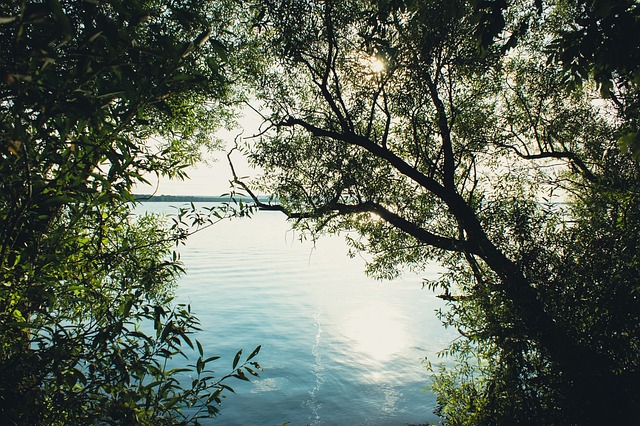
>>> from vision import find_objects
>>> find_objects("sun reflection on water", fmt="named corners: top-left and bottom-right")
top-left (342, 301), bottom-right (409, 364)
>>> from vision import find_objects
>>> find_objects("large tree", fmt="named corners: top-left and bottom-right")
top-left (0, 1), bottom-right (260, 424)
top-left (236, 0), bottom-right (639, 423)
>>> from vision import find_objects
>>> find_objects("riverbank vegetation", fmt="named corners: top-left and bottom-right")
top-left (0, 1), bottom-right (260, 424)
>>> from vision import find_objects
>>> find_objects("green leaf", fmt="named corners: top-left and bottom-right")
top-left (244, 366), bottom-right (259, 377)
top-left (180, 331), bottom-right (194, 349)
top-left (160, 321), bottom-right (173, 341)
top-left (232, 349), bottom-right (242, 369)
top-left (219, 383), bottom-right (236, 394)
top-left (209, 39), bottom-right (228, 62)
top-left (247, 345), bottom-right (261, 361)
top-left (234, 370), bottom-right (250, 381)
top-left (619, 132), bottom-right (640, 159)
top-left (48, 0), bottom-right (72, 36)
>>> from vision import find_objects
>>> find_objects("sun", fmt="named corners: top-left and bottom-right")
top-left (368, 56), bottom-right (385, 73)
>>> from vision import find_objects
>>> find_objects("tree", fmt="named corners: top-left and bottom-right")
top-left (0, 1), bottom-right (260, 424)
top-left (236, 0), bottom-right (639, 423)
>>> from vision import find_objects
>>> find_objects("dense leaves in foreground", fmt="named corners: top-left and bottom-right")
top-left (236, 0), bottom-right (640, 423)
top-left (0, 0), bottom-right (259, 424)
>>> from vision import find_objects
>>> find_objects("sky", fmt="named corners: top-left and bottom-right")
top-left (133, 108), bottom-right (263, 196)
top-left (133, 145), bottom-right (256, 196)
top-left (134, 57), bottom-right (389, 197)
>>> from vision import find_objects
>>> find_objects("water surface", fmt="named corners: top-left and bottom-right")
top-left (143, 203), bottom-right (455, 425)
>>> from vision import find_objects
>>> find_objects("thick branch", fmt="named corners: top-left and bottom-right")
top-left (228, 144), bottom-right (470, 253)
top-left (237, 188), bottom-right (473, 254)
top-left (282, 117), bottom-right (450, 198)
top-left (497, 142), bottom-right (598, 182)
top-left (425, 72), bottom-right (455, 189)
top-left (366, 201), bottom-right (473, 253)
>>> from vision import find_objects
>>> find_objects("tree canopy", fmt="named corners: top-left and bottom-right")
top-left (235, 0), bottom-right (640, 423)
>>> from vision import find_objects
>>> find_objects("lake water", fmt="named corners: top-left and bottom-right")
top-left (142, 203), bottom-right (456, 425)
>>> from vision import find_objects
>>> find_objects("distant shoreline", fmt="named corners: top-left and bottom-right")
top-left (133, 194), bottom-right (273, 203)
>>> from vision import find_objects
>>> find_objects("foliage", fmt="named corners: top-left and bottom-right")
top-left (238, 0), bottom-right (640, 424)
top-left (472, 0), bottom-right (640, 158)
top-left (0, 0), bottom-right (260, 424)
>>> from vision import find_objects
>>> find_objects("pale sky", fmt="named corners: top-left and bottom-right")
top-left (133, 108), bottom-right (263, 196)
top-left (134, 146), bottom-right (256, 196)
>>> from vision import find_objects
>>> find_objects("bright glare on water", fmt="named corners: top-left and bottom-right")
top-left (140, 203), bottom-right (457, 425)
top-left (343, 302), bottom-right (410, 362)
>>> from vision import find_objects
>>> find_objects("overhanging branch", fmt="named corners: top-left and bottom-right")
top-left (227, 147), bottom-right (473, 254)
